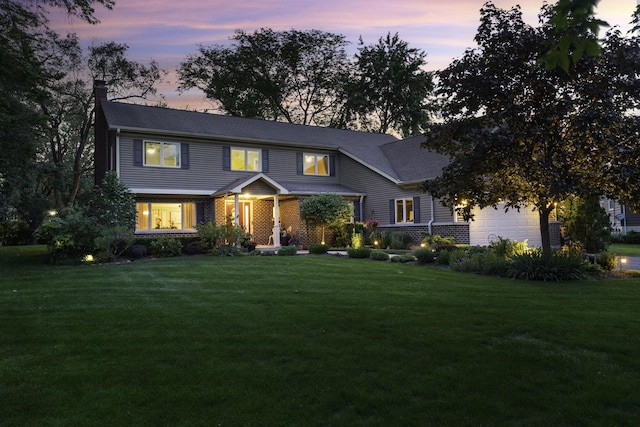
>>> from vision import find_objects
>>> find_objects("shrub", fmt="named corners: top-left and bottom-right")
top-left (196, 221), bottom-right (228, 253)
top-left (347, 247), bottom-right (372, 258)
top-left (308, 243), bottom-right (330, 254)
top-left (506, 250), bottom-right (588, 281)
top-left (390, 254), bottom-right (416, 263)
top-left (413, 247), bottom-right (436, 264)
top-left (149, 237), bottom-right (183, 257)
top-left (36, 206), bottom-right (100, 264)
top-left (94, 226), bottom-right (135, 262)
top-left (622, 230), bottom-right (640, 244)
top-left (595, 251), bottom-right (616, 271)
top-left (452, 251), bottom-right (508, 276)
top-left (420, 233), bottom-right (455, 246)
top-left (277, 245), bottom-right (297, 256)
top-left (370, 250), bottom-right (390, 261)
top-left (385, 231), bottom-right (412, 250)
top-left (489, 236), bottom-right (529, 259)
top-left (433, 243), bottom-right (458, 253)
top-left (351, 232), bottom-right (364, 249)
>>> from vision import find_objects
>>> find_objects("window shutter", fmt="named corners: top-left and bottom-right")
top-left (413, 196), bottom-right (420, 223)
top-left (353, 200), bottom-right (361, 222)
top-left (329, 155), bottom-right (336, 176)
top-left (181, 143), bottom-right (189, 169)
top-left (133, 139), bottom-right (143, 166)
top-left (262, 149), bottom-right (269, 172)
top-left (196, 202), bottom-right (205, 224)
top-left (389, 199), bottom-right (395, 224)
top-left (223, 146), bottom-right (230, 171)
top-left (296, 153), bottom-right (303, 175)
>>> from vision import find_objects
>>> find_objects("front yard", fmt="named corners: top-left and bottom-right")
top-left (2, 245), bottom-right (640, 426)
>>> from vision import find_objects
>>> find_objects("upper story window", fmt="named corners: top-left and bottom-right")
top-left (145, 141), bottom-right (180, 167)
top-left (231, 148), bottom-right (261, 171)
top-left (304, 153), bottom-right (330, 176)
top-left (395, 198), bottom-right (414, 223)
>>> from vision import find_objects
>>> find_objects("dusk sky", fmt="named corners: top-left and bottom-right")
top-left (49, 0), bottom-right (639, 110)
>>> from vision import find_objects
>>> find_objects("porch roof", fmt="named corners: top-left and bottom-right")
top-left (211, 174), bottom-right (363, 198)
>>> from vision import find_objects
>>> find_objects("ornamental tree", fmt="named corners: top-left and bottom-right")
top-left (300, 194), bottom-right (353, 244)
top-left (422, 2), bottom-right (640, 256)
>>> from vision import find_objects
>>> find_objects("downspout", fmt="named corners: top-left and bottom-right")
top-left (359, 195), bottom-right (364, 222)
top-left (115, 128), bottom-right (121, 177)
top-left (428, 195), bottom-right (435, 235)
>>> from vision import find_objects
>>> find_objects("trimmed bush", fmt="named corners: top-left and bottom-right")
top-left (308, 243), bottom-right (330, 254)
top-left (390, 254), bottom-right (416, 263)
top-left (387, 231), bottom-right (413, 249)
top-left (413, 247), bottom-right (436, 264)
top-left (149, 237), bottom-right (183, 257)
top-left (506, 250), bottom-right (588, 281)
top-left (595, 251), bottom-right (616, 271)
top-left (370, 250), bottom-right (390, 261)
top-left (347, 247), bottom-right (372, 259)
top-left (277, 245), bottom-right (297, 256)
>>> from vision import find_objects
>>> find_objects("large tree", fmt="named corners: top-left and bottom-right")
top-left (422, 2), bottom-right (640, 255)
top-left (0, 0), bottom-right (113, 236)
top-left (178, 28), bottom-right (352, 126)
top-left (344, 32), bottom-right (433, 137)
top-left (41, 41), bottom-right (163, 209)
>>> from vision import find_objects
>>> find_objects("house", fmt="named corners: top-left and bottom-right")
top-left (93, 80), bottom-right (559, 248)
top-left (600, 199), bottom-right (640, 235)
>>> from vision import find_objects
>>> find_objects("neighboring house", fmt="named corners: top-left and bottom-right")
top-left (94, 81), bottom-right (559, 248)
top-left (600, 199), bottom-right (640, 235)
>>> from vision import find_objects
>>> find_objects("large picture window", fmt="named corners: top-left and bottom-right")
top-left (144, 141), bottom-right (180, 167)
top-left (304, 154), bottom-right (329, 175)
top-left (231, 148), bottom-right (261, 171)
top-left (136, 202), bottom-right (195, 231)
top-left (395, 198), bottom-right (414, 223)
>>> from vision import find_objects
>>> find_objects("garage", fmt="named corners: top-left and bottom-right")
top-left (469, 204), bottom-right (542, 247)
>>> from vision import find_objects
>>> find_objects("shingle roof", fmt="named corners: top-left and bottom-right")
top-left (101, 100), bottom-right (445, 183)
top-left (380, 135), bottom-right (450, 183)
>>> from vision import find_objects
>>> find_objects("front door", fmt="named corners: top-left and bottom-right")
top-left (226, 200), bottom-right (253, 234)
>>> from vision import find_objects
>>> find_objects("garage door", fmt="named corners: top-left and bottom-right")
top-left (469, 204), bottom-right (542, 247)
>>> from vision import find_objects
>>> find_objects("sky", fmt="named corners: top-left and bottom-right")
top-left (49, 0), bottom-right (639, 110)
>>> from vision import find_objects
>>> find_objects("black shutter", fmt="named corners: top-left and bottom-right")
top-left (329, 155), bottom-right (336, 176)
top-left (181, 143), bottom-right (189, 169)
top-left (353, 200), bottom-right (361, 222)
top-left (196, 202), bottom-right (205, 224)
top-left (413, 196), bottom-right (420, 223)
top-left (133, 139), bottom-right (143, 166)
top-left (296, 153), bottom-right (303, 175)
top-left (223, 146), bottom-right (230, 171)
top-left (389, 199), bottom-right (395, 224)
top-left (262, 149), bottom-right (269, 172)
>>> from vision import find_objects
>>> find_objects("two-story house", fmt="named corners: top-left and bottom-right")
top-left (94, 80), bottom-right (558, 248)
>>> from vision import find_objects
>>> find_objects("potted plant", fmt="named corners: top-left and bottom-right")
top-left (240, 233), bottom-right (256, 252)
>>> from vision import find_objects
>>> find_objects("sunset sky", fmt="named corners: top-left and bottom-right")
top-left (49, 0), bottom-right (639, 110)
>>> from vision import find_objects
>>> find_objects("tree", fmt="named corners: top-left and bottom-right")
top-left (300, 194), bottom-right (353, 244)
top-left (41, 41), bottom-right (163, 209)
top-left (178, 28), bottom-right (352, 126)
top-left (559, 196), bottom-right (611, 253)
top-left (0, 0), bottom-right (113, 238)
top-left (344, 32), bottom-right (434, 137)
top-left (422, 2), bottom-right (640, 256)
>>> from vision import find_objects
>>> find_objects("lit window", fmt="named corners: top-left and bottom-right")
top-left (304, 154), bottom-right (329, 176)
top-left (136, 202), bottom-right (195, 231)
top-left (395, 199), bottom-right (414, 223)
top-left (144, 141), bottom-right (180, 167)
top-left (231, 148), bottom-right (261, 171)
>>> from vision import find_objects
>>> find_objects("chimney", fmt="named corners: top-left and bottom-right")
top-left (93, 80), bottom-right (108, 186)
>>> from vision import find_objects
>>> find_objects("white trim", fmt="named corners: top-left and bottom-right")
top-left (225, 173), bottom-right (289, 195)
top-left (129, 188), bottom-right (215, 196)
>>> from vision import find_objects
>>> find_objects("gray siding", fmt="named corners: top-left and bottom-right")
top-left (118, 133), bottom-right (340, 192)
top-left (339, 156), bottom-right (433, 227)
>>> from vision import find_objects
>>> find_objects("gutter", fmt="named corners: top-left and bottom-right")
top-left (428, 196), bottom-right (435, 235)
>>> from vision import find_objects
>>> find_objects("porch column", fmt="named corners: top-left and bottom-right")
top-left (234, 194), bottom-right (240, 226)
top-left (273, 194), bottom-right (281, 247)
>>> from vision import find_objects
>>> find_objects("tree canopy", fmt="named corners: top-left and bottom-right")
top-left (345, 32), bottom-right (433, 137)
top-left (422, 2), bottom-right (640, 255)
top-left (300, 194), bottom-right (353, 243)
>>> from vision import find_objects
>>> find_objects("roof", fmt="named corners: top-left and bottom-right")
top-left (101, 100), bottom-right (446, 184)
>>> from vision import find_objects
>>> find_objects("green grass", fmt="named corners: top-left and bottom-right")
top-left (2, 246), bottom-right (640, 426)
top-left (609, 243), bottom-right (640, 257)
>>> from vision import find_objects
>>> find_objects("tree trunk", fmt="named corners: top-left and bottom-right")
top-left (539, 207), bottom-right (552, 257)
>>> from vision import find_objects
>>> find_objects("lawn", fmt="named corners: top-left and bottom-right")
top-left (2, 246), bottom-right (640, 426)
top-left (609, 243), bottom-right (640, 257)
